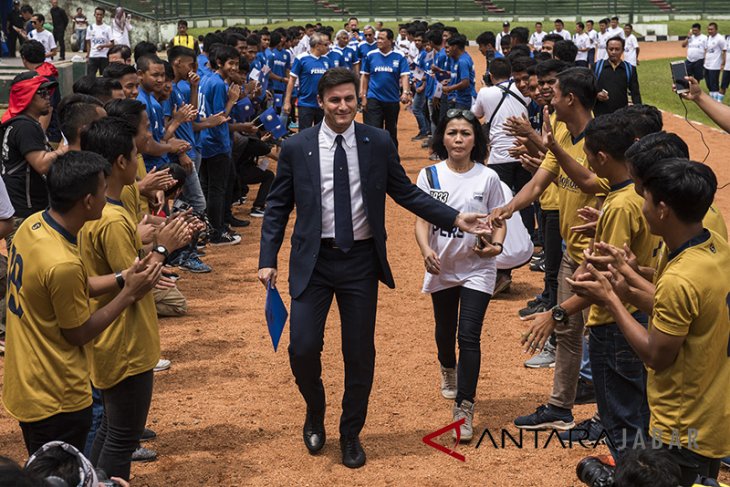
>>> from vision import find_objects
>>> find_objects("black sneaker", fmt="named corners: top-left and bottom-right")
top-left (575, 377), bottom-right (597, 405)
top-left (519, 299), bottom-right (548, 318)
top-left (514, 404), bottom-right (575, 430)
top-left (559, 417), bottom-right (605, 443)
top-left (531, 249), bottom-right (544, 261)
top-left (530, 258), bottom-right (546, 272)
top-left (210, 232), bottom-right (242, 246)
top-left (226, 216), bottom-right (250, 228)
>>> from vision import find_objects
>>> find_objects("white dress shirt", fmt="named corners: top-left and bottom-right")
top-left (318, 121), bottom-right (372, 241)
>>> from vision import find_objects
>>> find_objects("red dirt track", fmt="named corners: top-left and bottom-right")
top-left (0, 42), bottom-right (728, 485)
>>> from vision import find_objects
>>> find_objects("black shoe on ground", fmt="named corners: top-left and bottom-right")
top-left (340, 436), bottom-right (366, 469)
top-left (209, 231), bottom-right (241, 246)
top-left (303, 408), bottom-right (326, 454)
top-left (519, 299), bottom-right (548, 318)
top-left (411, 133), bottom-right (429, 141)
top-left (530, 258), bottom-right (546, 272)
top-left (141, 428), bottom-right (157, 442)
top-left (226, 216), bottom-right (250, 227)
top-left (575, 377), bottom-right (597, 405)
top-left (531, 249), bottom-right (544, 261)
top-left (131, 445), bottom-right (157, 462)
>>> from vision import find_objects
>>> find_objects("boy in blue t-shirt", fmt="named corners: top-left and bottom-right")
top-left (442, 35), bottom-right (475, 111)
top-left (198, 45), bottom-right (241, 245)
top-left (411, 32), bottom-right (432, 140)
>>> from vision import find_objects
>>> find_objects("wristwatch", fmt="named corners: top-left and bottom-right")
top-left (114, 271), bottom-right (125, 289)
top-left (551, 305), bottom-right (569, 324)
top-left (152, 245), bottom-right (169, 259)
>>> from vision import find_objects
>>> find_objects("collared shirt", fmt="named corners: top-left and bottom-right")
top-left (290, 53), bottom-right (331, 108)
top-left (686, 34), bottom-right (708, 62)
top-left (704, 34), bottom-right (726, 70)
top-left (361, 48), bottom-right (410, 103)
top-left (318, 121), bottom-right (371, 241)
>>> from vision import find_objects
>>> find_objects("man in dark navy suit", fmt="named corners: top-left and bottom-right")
top-left (258, 68), bottom-right (486, 468)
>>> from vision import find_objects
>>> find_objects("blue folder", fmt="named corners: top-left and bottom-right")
top-left (265, 282), bottom-right (288, 351)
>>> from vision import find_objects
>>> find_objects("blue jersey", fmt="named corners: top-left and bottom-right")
top-left (266, 48), bottom-right (291, 93)
top-left (418, 49), bottom-right (436, 98)
top-left (356, 41), bottom-right (377, 62)
top-left (198, 73), bottom-right (231, 158)
top-left (290, 53), bottom-right (331, 108)
top-left (168, 81), bottom-right (198, 160)
top-left (330, 46), bottom-right (357, 69)
top-left (447, 52), bottom-right (476, 106)
top-left (348, 32), bottom-right (362, 51)
top-left (136, 87), bottom-right (169, 170)
top-left (197, 53), bottom-right (213, 79)
top-left (361, 49), bottom-right (410, 103)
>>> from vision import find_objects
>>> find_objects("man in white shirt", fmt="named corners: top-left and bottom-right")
top-left (703, 22), bottom-right (726, 102)
top-left (586, 20), bottom-right (598, 66)
top-left (596, 18), bottom-right (610, 61)
top-left (682, 22), bottom-right (707, 82)
top-left (85, 7), bottom-right (114, 76)
top-left (722, 35), bottom-right (730, 100)
top-left (573, 22), bottom-right (591, 67)
top-left (551, 19), bottom-right (571, 41)
top-left (496, 21), bottom-right (510, 54)
top-left (27, 14), bottom-right (57, 62)
top-left (623, 23), bottom-right (640, 67)
top-left (607, 16), bottom-right (625, 40)
top-left (530, 22), bottom-right (547, 52)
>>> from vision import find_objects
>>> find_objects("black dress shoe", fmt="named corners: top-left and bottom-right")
top-left (303, 408), bottom-right (326, 454)
top-left (340, 436), bottom-right (366, 469)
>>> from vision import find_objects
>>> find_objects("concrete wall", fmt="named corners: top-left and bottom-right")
top-left (24, 0), bottom-right (160, 52)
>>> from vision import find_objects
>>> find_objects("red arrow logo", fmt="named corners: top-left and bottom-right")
top-left (422, 419), bottom-right (466, 462)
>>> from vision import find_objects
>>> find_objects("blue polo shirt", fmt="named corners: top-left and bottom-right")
top-left (167, 80), bottom-right (198, 161)
top-left (290, 53), bottom-right (331, 108)
top-left (198, 72), bottom-right (231, 158)
top-left (136, 86), bottom-right (169, 170)
top-left (331, 46), bottom-right (357, 69)
top-left (361, 49), bottom-right (410, 103)
top-left (356, 41), bottom-right (377, 62)
top-left (447, 52), bottom-right (476, 107)
top-left (266, 48), bottom-right (291, 93)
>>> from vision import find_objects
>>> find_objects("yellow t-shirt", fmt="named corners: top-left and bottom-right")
top-left (649, 230), bottom-right (730, 458)
top-left (120, 182), bottom-right (144, 224)
top-left (538, 118), bottom-right (563, 211)
top-left (79, 199), bottom-right (160, 389)
top-left (173, 34), bottom-right (196, 50)
top-left (654, 204), bottom-right (728, 281)
top-left (587, 181), bottom-right (661, 326)
top-left (539, 128), bottom-right (609, 263)
top-left (2, 211), bottom-right (92, 422)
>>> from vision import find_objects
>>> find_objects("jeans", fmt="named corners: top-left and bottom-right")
top-left (549, 252), bottom-right (588, 410)
top-left (200, 152), bottom-right (232, 234)
top-left (20, 406), bottom-right (92, 455)
top-left (76, 28), bottom-right (87, 51)
top-left (589, 317), bottom-right (650, 461)
top-left (685, 58), bottom-right (705, 81)
top-left (428, 98), bottom-right (438, 136)
top-left (87, 57), bottom-right (108, 76)
top-left (431, 286), bottom-right (492, 405)
top-left (489, 162), bottom-right (536, 240)
top-left (363, 98), bottom-right (400, 147)
top-left (90, 370), bottom-right (154, 481)
top-left (541, 210), bottom-right (562, 308)
top-left (580, 335), bottom-right (592, 382)
top-left (298, 106), bottom-right (324, 130)
top-left (412, 91), bottom-right (430, 136)
top-left (84, 386), bottom-right (105, 457)
top-left (704, 69), bottom-right (721, 92)
top-left (179, 153), bottom-right (206, 213)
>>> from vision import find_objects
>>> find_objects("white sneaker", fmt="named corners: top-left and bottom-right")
top-left (440, 365), bottom-right (457, 400)
top-left (154, 359), bottom-right (171, 372)
top-left (452, 400), bottom-right (475, 442)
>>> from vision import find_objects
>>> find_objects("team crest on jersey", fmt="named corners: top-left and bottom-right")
top-left (710, 243), bottom-right (716, 253)
top-left (392, 60), bottom-right (400, 68)
top-left (430, 190), bottom-right (449, 203)
top-left (32, 222), bottom-right (41, 230)
top-left (472, 193), bottom-right (483, 201)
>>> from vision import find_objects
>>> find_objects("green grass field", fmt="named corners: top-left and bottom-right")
top-left (190, 19), bottom-right (729, 39)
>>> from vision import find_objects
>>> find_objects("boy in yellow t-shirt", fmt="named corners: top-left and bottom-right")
top-left (78, 117), bottom-right (190, 480)
top-left (570, 158), bottom-right (730, 487)
top-left (2, 151), bottom-right (160, 455)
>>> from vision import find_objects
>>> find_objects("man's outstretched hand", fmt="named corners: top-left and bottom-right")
top-left (454, 212), bottom-right (491, 235)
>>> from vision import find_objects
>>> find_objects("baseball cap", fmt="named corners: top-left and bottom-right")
top-left (503, 21), bottom-right (510, 26)
top-left (11, 71), bottom-right (58, 90)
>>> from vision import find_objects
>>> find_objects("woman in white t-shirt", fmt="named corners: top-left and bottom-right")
top-left (415, 109), bottom-right (506, 443)
top-left (111, 7), bottom-right (132, 47)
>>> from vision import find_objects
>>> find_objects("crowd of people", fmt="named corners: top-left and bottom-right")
top-left (0, 11), bottom-right (728, 487)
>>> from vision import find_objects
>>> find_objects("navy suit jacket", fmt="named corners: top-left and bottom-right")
top-left (258, 122), bottom-right (459, 299)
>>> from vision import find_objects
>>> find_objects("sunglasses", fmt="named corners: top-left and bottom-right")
top-left (364, 33), bottom-right (374, 37)
top-left (36, 88), bottom-right (50, 98)
top-left (446, 109), bottom-right (476, 121)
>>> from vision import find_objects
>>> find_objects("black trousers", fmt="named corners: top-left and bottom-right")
top-left (87, 57), bottom-right (108, 76)
top-left (289, 240), bottom-right (379, 439)
top-left (363, 98), bottom-right (400, 147)
top-left (239, 165), bottom-right (274, 208)
top-left (659, 443), bottom-right (722, 487)
top-left (490, 162), bottom-right (536, 238)
top-left (53, 30), bottom-right (66, 58)
top-left (90, 370), bottom-right (154, 481)
top-left (20, 406), bottom-right (92, 455)
top-left (542, 209), bottom-right (562, 307)
top-left (298, 106), bottom-right (324, 130)
top-left (8, 31), bottom-right (20, 57)
top-left (431, 286), bottom-right (492, 405)
top-left (200, 152), bottom-right (232, 234)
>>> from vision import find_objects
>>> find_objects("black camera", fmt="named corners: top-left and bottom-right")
top-left (577, 456), bottom-right (615, 487)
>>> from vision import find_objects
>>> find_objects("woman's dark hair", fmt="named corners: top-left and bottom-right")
top-left (432, 111), bottom-right (488, 164)
top-left (317, 67), bottom-right (359, 100)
